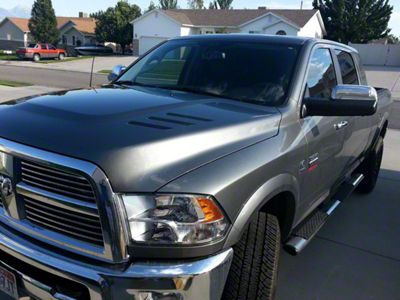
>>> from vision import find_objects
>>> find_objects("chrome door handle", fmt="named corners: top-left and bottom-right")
top-left (334, 121), bottom-right (348, 130)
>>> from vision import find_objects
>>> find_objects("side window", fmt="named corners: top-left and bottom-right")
top-left (306, 48), bottom-right (337, 99)
top-left (335, 50), bottom-right (359, 85)
top-left (40, 44), bottom-right (47, 49)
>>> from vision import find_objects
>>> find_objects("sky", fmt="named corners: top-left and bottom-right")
top-left (1, 0), bottom-right (400, 36)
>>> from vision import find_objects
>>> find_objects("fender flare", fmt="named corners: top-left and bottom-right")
top-left (224, 173), bottom-right (300, 248)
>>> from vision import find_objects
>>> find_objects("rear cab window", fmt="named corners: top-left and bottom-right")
top-left (335, 50), bottom-right (359, 85)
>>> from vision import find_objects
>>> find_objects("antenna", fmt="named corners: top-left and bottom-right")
top-left (300, 0), bottom-right (303, 9)
top-left (89, 56), bottom-right (95, 87)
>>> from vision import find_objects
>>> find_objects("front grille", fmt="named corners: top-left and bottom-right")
top-left (23, 196), bottom-right (104, 246)
top-left (20, 160), bottom-right (96, 203)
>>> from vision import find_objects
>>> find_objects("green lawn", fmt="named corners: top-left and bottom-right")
top-left (98, 69), bottom-right (112, 74)
top-left (0, 54), bottom-right (18, 61)
top-left (0, 80), bottom-right (33, 87)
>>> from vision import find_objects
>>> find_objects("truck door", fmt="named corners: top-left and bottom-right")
top-left (299, 47), bottom-right (349, 213)
top-left (334, 49), bottom-right (371, 170)
top-left (40, 43), bottom-right (49, 58)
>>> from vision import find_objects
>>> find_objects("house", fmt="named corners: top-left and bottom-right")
top-left (0, 13), bottom-right (96, 51)
top-left (131, 8), bottom-right (326, 55)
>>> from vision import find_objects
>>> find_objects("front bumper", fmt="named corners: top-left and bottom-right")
top-left (0, 225), bottom-right (233, 300)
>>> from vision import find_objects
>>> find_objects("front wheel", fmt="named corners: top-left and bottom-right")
top-left (222, 212), bottom-right (281, 300)
top-left (33, 53), bottom-right (40, 62)
top-left (58, 53), bottom-right (65, 60)
top-left (356, 136), bottom-right (384, 194)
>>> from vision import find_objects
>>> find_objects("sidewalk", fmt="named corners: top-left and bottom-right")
top-left (0, 85), bottom-right (61, 103)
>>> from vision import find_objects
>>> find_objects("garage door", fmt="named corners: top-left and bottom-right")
top-left (139, 36), bottom-right (167, 55)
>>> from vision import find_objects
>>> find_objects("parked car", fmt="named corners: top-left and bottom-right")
top-left (16, 43), bottom-right (66, 62)
top-left (0, 35), bottom-right (392, 300)
top-left (74, 44), bottom-right (114, 56)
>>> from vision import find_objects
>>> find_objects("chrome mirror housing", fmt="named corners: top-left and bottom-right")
top-left (108, 65), bottom-right (126, 82)
top-left (331, 84), bottom-right (378, 102)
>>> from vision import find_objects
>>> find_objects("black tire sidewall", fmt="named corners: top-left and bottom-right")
top-left (222, 212), bottom-right (281, 300)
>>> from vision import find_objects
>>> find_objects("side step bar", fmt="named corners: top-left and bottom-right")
top-left (284, 173), bottom-right (364, 255)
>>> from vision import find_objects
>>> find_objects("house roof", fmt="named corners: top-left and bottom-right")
top-left (57, 17), bottom-right (96, 35)
top-left (2, 16), bottom-right (96, 35)
top-left (6, 17), bottom-right (30, 32)
top-left (162, 9), bottom-right (318, 28)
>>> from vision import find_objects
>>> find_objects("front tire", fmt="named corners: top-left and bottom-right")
top-left (58, 53), bottom-right (65, 60)
top-left (222, 212), bottom-right (280, 300)
top-left (356, 136), bottom-right (384, 194)
top-left (33, 53), bottom-right (40, 62)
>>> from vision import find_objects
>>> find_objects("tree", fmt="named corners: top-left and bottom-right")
top-left (28, 0), bottom-right (59, 45)
top-left (387, 34), bottom-right (400, 44)
top-left (208, 0), bottom-right (233, 9)
top-left (159, 0), bottom-right (178, 9)
top-left (188, 0), bottom-right (204, 9)
top-left (146, 1), bottom-right (158, 12)
top-left (313, 0), bottom-right (393, 44)
top-left (92, 1), bottom-right (141, 54)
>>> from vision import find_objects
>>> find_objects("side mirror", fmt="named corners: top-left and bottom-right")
top-left (303, 85), bottom-right (378, 117)
top-left (108, 65), bottom-right (126, 82)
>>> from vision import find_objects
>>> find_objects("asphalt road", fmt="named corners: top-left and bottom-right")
top-left (0, 65), bottom-right (108, 89)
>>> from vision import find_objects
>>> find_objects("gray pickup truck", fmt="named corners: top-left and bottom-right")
top-left (0, 35), bottom-right (392, 300)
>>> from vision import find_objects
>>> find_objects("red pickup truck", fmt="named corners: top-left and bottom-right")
top-left (16, 43), bottom-right (66, 62)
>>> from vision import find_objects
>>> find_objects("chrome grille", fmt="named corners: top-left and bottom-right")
top-left (23, 196), bottom-right (104, 246)
top-left (21, 160), bottom-right (96, 203)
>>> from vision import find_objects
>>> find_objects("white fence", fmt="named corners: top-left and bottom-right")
top-left (349, 43), bottom-right (400, 67)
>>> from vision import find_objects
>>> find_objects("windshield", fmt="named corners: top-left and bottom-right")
top-left (118, 39), bottom-right (300, 106)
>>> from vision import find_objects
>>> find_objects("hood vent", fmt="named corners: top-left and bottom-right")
top-left (128, 121), bottom-right (171, 130)
top-left (166, 112), bottom-right (212, 122)
top-left (129, 112), bottom-right (213, 130)
top-left (148, 116), bottom-right (194, 126)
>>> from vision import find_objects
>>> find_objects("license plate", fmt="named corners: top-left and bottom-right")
top-left (0, 266), bottom-right (18, 299)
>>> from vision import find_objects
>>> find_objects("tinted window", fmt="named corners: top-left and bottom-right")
top-left (119, 40), bottom-right (300, 106)
top-left (306, 48), bottom-right (337, 99)
top-left (40, 44), bottom-right (47, 49)
top-left (335, 50), bottom-right (359, 85)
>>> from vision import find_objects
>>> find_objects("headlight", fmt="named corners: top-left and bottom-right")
top-left (122, 194), bottom-right (229, 245)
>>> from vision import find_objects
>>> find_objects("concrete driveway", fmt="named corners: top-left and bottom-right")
top-left (0, 55), bottom-right (136, 74)
top-left (365, 65), bottom-right (400, 99)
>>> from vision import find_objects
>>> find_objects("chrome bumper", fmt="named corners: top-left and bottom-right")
top-left (0, 225), bottom-right (233, 300)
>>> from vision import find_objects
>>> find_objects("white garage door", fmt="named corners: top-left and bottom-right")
top-left (139, 36), bottom-right (167, 55)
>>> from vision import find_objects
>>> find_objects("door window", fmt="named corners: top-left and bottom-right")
top-left (40, 44), bottom-right (47, 49)
top-left (335, 50), bottom-right (359, 85)
top-left (306, 48), bottom-right (337, 99)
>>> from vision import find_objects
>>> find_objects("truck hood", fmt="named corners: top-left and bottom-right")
top-left (0, 86), bottom-right (281, 192)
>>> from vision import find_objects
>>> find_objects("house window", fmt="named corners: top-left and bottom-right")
top-left (72, 36), bottom-right (76, 46)
top-left (276, 30), bottom-right (287, 36)
top-left (62, 35), bottom-right (67, 44)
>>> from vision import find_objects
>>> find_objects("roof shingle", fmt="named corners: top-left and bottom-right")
top-left (163, 9), bottom-right (318, 28)
top-left (4, 16), bottom-right (96, 34)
